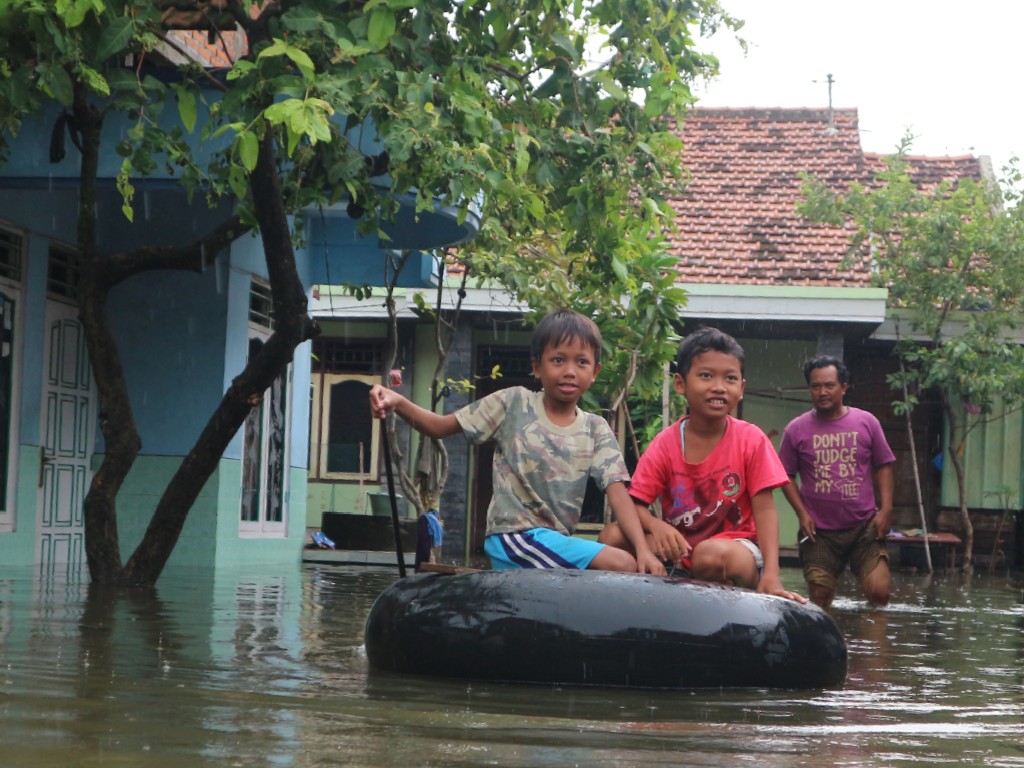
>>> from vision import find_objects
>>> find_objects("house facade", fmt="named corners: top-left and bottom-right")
top-left (0, 58), bottom-right (473, 579)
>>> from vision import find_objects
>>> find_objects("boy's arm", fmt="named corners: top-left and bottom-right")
top-left (751, 488), bottom-right (806, 603)
top-left (606, 482), bottom-right (665, 575)
top-left (369, 384), bottom-right (462, 439)
top-left (635, 503), bottom-right (691, 564)
top-left (780, 478), bottom-right (816, 541)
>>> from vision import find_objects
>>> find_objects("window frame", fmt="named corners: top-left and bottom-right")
top-left (0, 222), bottom-right (24, 532)
top-left (310, 372), bottom-right (382, 482)
top-left (239, 326), bottom-right (291, 538)
top-left (0, 283), bottom-right (20, 532)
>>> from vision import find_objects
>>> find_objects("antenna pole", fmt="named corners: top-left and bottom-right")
top-left (827, 73), bottom-right (834, 129)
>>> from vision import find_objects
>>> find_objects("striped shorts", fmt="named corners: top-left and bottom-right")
top-left (484, 528), bottom-right (605, 570)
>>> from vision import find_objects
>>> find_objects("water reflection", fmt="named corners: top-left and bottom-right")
top-left (0, 565), bottom-right (1022, 766)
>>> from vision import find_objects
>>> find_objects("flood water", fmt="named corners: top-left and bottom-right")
top-left (1, 564), bottom-right (1022, 767)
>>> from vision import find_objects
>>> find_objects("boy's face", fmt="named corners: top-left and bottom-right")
top-left (531, 336), bottom-right (601, 407)
top-left (674, 350), bottom-right (744, 420)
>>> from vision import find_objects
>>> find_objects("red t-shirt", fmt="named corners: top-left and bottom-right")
top-left (630, 416), bottom-right (789, 553)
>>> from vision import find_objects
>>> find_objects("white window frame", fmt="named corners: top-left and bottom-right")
top-left (310, 373), bottom-right (382, 481)
top-left (239, 327), bottom-right (291, 537)
top-left (0, 222), bottom-right (24, 532)
top-left (0, 281), bottom-right (21, 532)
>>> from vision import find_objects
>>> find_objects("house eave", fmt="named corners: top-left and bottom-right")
top-left (680, 283), bottom-right (889, 325)
top-left (871, 308), bottom-right (1024, 344)
top-left (311, 284), bottom-right (527, 319)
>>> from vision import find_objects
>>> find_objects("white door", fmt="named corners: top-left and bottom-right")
top-left (37, 300), bottom-right (95, 579)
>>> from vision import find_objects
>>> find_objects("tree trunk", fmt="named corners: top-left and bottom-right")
top-left (74, 93), bottom-right (139, 583)
top-left (118, 129), bottom-right (316, 586)
top-left (942, 394), bottom-right (974, 571)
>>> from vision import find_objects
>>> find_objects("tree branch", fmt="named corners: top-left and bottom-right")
top-left (103, 214), bottom-right (249, 287)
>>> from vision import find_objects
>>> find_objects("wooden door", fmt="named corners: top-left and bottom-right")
top-left (37, 300), bottom-right (95, 579)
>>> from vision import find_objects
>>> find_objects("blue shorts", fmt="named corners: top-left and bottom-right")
top-left (484, 528), bottom-right (605, 570)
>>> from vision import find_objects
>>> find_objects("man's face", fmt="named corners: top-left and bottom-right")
top-left (808, 365), bottom-right (847, 417)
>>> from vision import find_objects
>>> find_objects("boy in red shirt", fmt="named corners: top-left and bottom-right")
top-left (600, 327), bottom-right (804, 601)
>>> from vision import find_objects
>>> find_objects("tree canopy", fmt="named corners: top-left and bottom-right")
top-left (800, 147), bottom-right (1024, 567)
top-left (0, 0), bottom-right (734, 583)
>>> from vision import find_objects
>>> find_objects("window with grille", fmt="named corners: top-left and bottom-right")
top-left (0, 228), bottom-right (22, 284)
top-left (309, 338), bottom-right (383, 481)
top-left (47, 243), bottom-right (80, 300)
top-left (248, 279), bottom-right (274, 330)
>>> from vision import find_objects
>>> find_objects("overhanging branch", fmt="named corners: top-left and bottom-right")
top-left (104, 213), bottom-right (249, 285)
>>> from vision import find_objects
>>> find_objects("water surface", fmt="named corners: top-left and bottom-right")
top-left (1, 565), bottom-right (1022, 767)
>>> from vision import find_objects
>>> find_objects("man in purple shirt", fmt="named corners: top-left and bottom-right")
top-left (778, 355), bottom-right (895, 609)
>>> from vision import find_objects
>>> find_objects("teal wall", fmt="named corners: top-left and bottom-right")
top-left (111, 455), bottom-right (306, 568)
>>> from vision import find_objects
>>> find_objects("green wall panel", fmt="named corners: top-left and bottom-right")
top-left (940, 401), bottom-right (1023, 511)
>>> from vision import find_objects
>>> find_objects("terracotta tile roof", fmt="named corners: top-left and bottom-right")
top-left (864, 152), bottom-right (985, 190)
top-left (668, 107), bottom-right (985, 288)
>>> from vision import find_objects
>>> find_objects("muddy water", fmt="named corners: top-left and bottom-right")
top-left (0, 565), bottom-right (1021, 767)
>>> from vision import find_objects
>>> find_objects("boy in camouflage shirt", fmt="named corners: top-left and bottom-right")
top-left (370, 309), bottom-right (662, 573)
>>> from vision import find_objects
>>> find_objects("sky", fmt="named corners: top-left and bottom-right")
top-left (694, 0), bottom-right (1022, 178)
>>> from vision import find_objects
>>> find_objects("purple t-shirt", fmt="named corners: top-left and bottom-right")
top-left (778, 406), bottom-right (895, 530)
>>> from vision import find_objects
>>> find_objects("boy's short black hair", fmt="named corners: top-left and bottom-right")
top-left (530, 309), bottom-right (603, 364)
top-left (674, 327), bottom-right (744, 377)
top-left (803, 355), bottom-right (848, 385)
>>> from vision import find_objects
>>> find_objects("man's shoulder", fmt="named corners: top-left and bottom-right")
top-left (783, 409), bottom-right (817, 429)
top-left (847, 406), bottom-right (884, 426)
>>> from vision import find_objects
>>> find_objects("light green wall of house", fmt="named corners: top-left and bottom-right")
top-left (110, 455), bottom-right (306, 568)
top-left (737, 338), bottom-right (816, 547)
top-left (0, 449), bottom-right (306, 570)
top-left (941, 401), bottom-right (1024, 511)
top-left (214, 463), bottom-right (308, 566)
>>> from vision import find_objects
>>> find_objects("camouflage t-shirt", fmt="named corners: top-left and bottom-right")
top-left (455, 386), bottom-right (630, 537)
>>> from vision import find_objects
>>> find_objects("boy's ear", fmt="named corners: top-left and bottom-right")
top-left (672, 372), bottom-right (686, 396)
top-left (740, 377), bottom-right (746, 400)
top-left (593, 361), bottom-right (602, 378)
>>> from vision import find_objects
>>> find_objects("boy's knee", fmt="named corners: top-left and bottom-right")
top-left (689, 543), bottom-right (728, 582)
top-left (589, 545), bottom-right (636, 572)
top-left (691, 540), bottom-right (758, 587)
top-left (596, 522), bottom-right (622, 546)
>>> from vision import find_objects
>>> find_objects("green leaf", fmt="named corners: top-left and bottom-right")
top-left (95, 15), bottom-right (133, 62)
top-left (367, 8), bottom-right (396, 50)
top-left (549, 33), bottom-right (579, 64)
top-left (228, 165), bottom-right (248, 201)
top-left (258, 38), bottom-right (316, 80)
top-left (610, 255), bottom-right (629, 284)
top-left (57, 0), bottom-right (103, 28)
top-left (77, 63), bottom-right (110, 96)
top-left (237, 131), bottom-right (259, 172)
top-left (40, 63), bottom-right (74, 106)
top-left (173, 85), bottom-right (197, 133)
